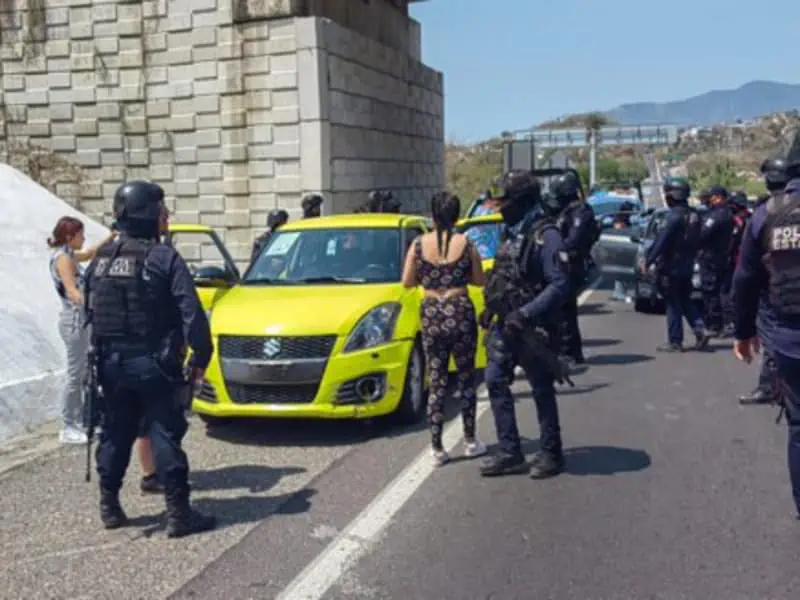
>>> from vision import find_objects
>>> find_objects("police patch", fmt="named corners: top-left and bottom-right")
top-left (573, 217), bottom-right (581, 227)
top-left (704, 218), bottom-right (714, 228)
top-left (558, 251), bottom-right (569, 263)
top-left (107, 256), bottom-right (136, 277)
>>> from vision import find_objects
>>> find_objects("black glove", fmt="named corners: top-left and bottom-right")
top-left (502, 310), bottom-right (527, 338)
top-left (478, 309), bottom-right (493, 329)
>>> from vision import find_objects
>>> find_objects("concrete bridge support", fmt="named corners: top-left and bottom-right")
top-left (0, 0), bottom-right (444, 262)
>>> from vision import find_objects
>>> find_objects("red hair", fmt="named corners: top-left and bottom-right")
top-left (47, 216), bottom-right (84, 248)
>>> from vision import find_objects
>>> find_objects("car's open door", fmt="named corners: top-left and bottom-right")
top-left (165, 224), bottom-right (240, 312)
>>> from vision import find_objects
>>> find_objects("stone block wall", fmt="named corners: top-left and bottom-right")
top-left (0, 0), bottom-right (443, 265)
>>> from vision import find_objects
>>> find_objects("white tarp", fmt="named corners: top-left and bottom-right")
top-left (0, 164), bottom-right (108, 443)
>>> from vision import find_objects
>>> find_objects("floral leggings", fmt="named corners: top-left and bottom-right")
top-left (421, 294), bottom-right (479, 450)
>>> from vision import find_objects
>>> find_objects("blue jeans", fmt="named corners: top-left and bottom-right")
top-left (485, 325), bottom-right (562, 457)
top-left (773, 352), bottom-right (800, 515)
top-left (95, 347), bottom-right (190, 502)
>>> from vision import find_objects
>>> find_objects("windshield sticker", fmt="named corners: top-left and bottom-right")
top-left (326, 239), bottom-right (337, 256)
top-left (266, 232), bottom-right (300, 256)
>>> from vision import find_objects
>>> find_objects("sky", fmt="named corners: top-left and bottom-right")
top-left (410, 0), bottom-right (800, 142)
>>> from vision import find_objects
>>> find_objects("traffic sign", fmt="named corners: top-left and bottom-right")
top-left (507, 125), bottom-right (679, 149)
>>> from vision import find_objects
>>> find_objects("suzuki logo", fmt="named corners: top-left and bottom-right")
top-left (262, 338), bottom-right (281, 358)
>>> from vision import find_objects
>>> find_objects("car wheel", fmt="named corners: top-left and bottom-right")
top-left (634, 297), bottom-right (651, 313)
top-left (394, 340), bottom-right (427, 425)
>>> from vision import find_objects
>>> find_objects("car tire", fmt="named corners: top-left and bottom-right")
top-left (634, 296), bottom-right (651, 313)
top-left (394, 340), bottom-right (427, 425)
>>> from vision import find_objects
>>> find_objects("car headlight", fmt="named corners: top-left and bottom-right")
top-left (343, 302), bottom-right (401, 353)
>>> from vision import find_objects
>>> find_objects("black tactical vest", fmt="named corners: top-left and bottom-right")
top-left (89, 238), bottom-right (158, 344)
top-left (483, 220), bottom-right (554, 319)
top-left (762, 191), bottom-right (800, 318)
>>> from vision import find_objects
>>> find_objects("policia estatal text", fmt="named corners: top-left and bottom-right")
top-left (84, 181), bottom-right (215, 538)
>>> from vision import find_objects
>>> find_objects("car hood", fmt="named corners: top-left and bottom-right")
top-left (210, 283), bottom-right (410, 337)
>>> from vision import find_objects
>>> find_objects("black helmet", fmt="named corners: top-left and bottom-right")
top-left (550, 172), bottom-right (581, 203)
top-left (540, 191), bottom-right (561, 216)
top-left (301, 193), bottom-right (324, 212)
top-left (496, 170), bottom-right (542, 226)
top-left (267, 208), bottom-right (288, 229)
top-left (728, 191), bottom-right (748, 210)
top-left (760, 157), bottom-right (789, 191)
top-left (113, 180), bottom-right (164, 221)
top-left (662, 177), bottom-right (690, 204)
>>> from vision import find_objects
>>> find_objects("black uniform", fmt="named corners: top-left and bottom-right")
top-left (85, 181), bottom-right (215, 538)
top-left (645, 178), bottom-right (711, 352)
top-left (301, 193), bottom-right (324, 218)
top-left (479, 170), bottom-right (570, 479)
top-left (734, 137), bottom-right (800, 516)
top-left (738, 158), bottom-right (790, 406)
top-left (552, 172), bottom-right (595, 365)
top-left (697, 186), bottom-right (734, 334)
top-left (250, 208), bottom-right (288, 264)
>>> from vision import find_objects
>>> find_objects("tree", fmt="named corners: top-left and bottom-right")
top-left (688, 156), bottom-right (747, 191)
top-left (575, 156), bottom-right (648, 188)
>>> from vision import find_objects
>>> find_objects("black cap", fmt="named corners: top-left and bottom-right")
top-left (301, 194), bottom-right (324, 211)
top-left (708, 185), bottom-right (728, 199)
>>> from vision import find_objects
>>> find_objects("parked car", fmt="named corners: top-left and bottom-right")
top-left (629, 207), bottom-right (705, 313)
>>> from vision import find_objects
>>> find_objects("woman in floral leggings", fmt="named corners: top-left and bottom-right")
top-left (402, 191), bottom-right (487, 465)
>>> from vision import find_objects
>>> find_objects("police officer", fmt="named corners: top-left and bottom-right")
top-left (250, 209), bottom-right (288, 264)
top-left (552, 171), bottom-right (595, 366)
top-left (724, 191), bottom-right (751, 331)
top-left (479, 170), bottom-right (570, 478)
top-left (301, 193), bottom-right (324, 218)
top-left (85, 181), bottom-right (215, 538)
top-left (737, 157), bottom-right (789, 406)
top-left (697, 185), bottom-right (735, 336)
top-left (644, 178), bottom-right (711, 352)
top-left (367, 189), bottom-right (401, 213)
top-left (733, 136), bottom-right (800, 518)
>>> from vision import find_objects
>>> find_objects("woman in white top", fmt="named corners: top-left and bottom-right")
top-left (47, 217), bottom-right (114, 443)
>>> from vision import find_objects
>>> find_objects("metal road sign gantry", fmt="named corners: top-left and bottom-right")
top-left (502, 124), bottom-right (680, 189)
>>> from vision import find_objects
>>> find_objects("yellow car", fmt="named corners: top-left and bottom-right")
top-left (192, 214), bottom-right (433, 425)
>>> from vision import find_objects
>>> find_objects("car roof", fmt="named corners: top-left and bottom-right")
top-left (168, 223), bottom-right (214, 233)
top-left (279, 213), bottom-right (427, 231)
top-left (456, 213), bottom-right (503, 227)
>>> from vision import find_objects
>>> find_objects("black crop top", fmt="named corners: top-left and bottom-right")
top-left (414, 237), bottom-right (473, 290)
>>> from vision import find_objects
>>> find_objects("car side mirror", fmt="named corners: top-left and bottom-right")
top-left (629, 234), bottom-right (640, 244)
top-left (193, 265), bottom-right (234, 286)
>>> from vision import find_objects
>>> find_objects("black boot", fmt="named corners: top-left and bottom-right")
top-left (529, 451), bottom-right (564, 479)
top-left (100, 488), bottom-right (128, 530)
top-left (140, 473), bottom-right (164, 494)
top-left (479, 452), bottom-right (529, 477)
top-left (693, 330), bottom-right (711, 351)
top-left (739, 388), bottom-right (775, 405)
top-left (165, 493), bottom-right (216, 539)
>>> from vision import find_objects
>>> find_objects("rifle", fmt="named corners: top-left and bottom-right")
top-left (83, 342), bottom-right (103, 483)
top-left (483, 307), bottom-right (574, 387)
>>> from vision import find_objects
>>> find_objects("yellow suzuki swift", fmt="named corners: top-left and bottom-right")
top-left (193, 214), bottom-right (435, 425)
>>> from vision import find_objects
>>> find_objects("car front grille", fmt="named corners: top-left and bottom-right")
top-left (218, 335), bottom-right (336, 360)
top-left (225, 382), bottom-right (319, 405)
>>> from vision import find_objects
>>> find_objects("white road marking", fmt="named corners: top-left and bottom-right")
top-left (277, 277), bottom-right (603, 600)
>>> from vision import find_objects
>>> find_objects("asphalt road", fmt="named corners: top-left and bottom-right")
top-left (0, 283), bottom-right (791, 599)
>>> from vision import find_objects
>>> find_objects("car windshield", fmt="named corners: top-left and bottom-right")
top-left (462, 222), bottom-right (503, 260)
top-left (244, 227), bottom-right (402, 285)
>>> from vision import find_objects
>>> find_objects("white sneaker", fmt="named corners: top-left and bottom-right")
top-left (431, 449), bottom-right (450, 467)
top-left (59, 426), bottom-right (88, 445)
top-left (477, 384), bottom-right (489, 399)
top-left (464, 439), bottom-right (488, 458)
